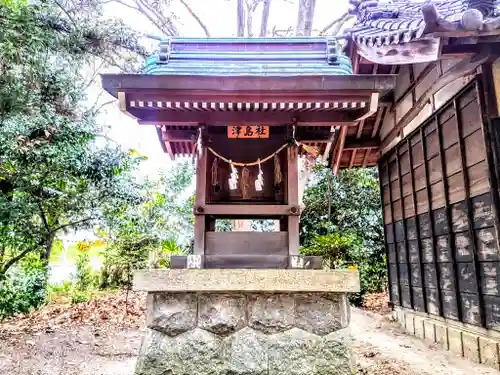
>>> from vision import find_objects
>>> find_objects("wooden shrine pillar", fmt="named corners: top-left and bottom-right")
top-left (287, 145), bottom-right (300, 256)
top-left (194, 145), bottom-right (207, 255)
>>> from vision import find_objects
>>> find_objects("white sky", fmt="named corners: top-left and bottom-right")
top-left (97, 0), bottom-right (351, 178)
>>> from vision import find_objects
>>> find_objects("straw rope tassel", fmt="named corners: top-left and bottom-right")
top-left (274, 153), bottom-right (283, 186)
top-left (241, 167), bottom-right (251, 199)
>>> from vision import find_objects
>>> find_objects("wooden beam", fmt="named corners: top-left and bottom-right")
top-left (126, 91), bottom-right (373, 104)
top-left (348, 150), bottom-right (357, 168)
top-left (118, 91), bottom-right (127, 112)
top-left (381, 52), bottom-right (489, 150)
top-left (102, 74), bottom-right (397, 97)
top-left (361, 149), bottom-right (371, 167)
top-left (395, 62), bottom-right (437, 107)
top-left (356, 120), bottom-right (365, 138)
top-left (155, 126), bottom-right (174, 160)
top-left (199, 204), bottom-right (299, 217)
top-left (161, 129), bottom-right (198, 142)
top-left (133, 108), bottom-right (364, 126)
top-left (332, 126), bottom-right (347, 175)
top-left (371, 106), bottom-right (385, 137)
top-left (355, 92), bottom-right (379, 121)
top-left (322, 126), bottom-right (336, 163)
top-left (343, 136), bottom-right (380, 150)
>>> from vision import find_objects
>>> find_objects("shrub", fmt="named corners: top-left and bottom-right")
top-left (70, 290), bottom-right (91, 304)
top-left (73, 252), bottom-right (98, 291)
top-left (301, 231), bottom-right (387, 306)
top-left (0, 265), bottom-right (48, 319)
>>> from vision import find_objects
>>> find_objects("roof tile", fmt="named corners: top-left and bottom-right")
top-left (348, 0), bottom-right (500, 47)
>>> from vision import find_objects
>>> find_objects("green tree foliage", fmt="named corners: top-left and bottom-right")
top-left (0, 257), bottom-right (48, 319)
top-left (301, 166), bottom-right (386, 304)
top-left (99, 160), bottom-right (194, 288)
top-left (0, 0), bottom-right (147, 282)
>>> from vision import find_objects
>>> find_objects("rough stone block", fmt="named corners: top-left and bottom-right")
top-left (424, 320), bottom-right (436, 342)
top-left (316, 328), bottom-right (354, 375)
top-left (435, 324), bottom-right (448, 350)
top-left (146, 293), bottom-right (197, 336)
top-left (268, 328), bottom-right (319, 375)
top-left (448, 328), bottom-right (464, 357)
top-left (223, 327), bottom-right (268, 375)
top-left (135, 329), bottom-right (181, 375)
top-left (414, 316), bottom-right (425, 339)
top-left (462, 332), bottom-right (480, 363)
top-left (405, 313), bottom-right (415, 334)
top-left (175, 328), bottom-right (225, 375)
top-left (479, 337), bottom-right (500, 369)
top-left (198, 293), bottom-right (246, 335)
top-left (248, 294), bottom-right (295, 334)
top-left (136, 292), bottom-right (357, 375)
top-left (295, 294), bottom-right (344, 335)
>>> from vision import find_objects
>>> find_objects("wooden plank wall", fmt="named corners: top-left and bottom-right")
top-left (379, 59), bottom-right (474, 153)
top-left (380, 81), bottom-right (500, 330)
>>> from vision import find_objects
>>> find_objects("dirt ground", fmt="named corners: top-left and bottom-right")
top-left (0, 294), bottom-right (499, 375)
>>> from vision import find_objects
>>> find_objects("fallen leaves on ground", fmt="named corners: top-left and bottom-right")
top-left (362, 291), bottom-right (392, 315)
top-left (1, 291), bottom-right (146, 337)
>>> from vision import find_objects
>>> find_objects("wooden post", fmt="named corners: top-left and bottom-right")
top-left (194, 146), bottom-right (208, 255)
top-left (287, 145), bottom-right (300, 255)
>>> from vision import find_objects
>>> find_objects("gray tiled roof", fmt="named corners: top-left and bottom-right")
top-left (348, 0), bottom-right (500, 47)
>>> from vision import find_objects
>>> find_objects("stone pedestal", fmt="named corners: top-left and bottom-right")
top-left (133, 269), bottom-right (359, 375)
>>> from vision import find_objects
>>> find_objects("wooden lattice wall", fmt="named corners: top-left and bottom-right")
top-left (380, 79), bottom-right (500, 330)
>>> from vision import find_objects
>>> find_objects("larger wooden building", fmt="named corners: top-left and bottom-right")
top-left (347, 0), bottom-right (500, 368)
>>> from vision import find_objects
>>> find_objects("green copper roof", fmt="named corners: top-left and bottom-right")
top-left (143, 37), bottom-right (353, 76)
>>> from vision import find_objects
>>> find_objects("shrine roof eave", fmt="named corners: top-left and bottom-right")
top-left (101, 73), bottom-right (396, 99)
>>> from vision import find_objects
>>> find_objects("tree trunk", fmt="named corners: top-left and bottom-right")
top-left (247, 2), bottom-right (254, 37)
top-left (296, 0), bottom-right (316, 36)
top-left (237, 0), bottom-right (245, 36)
top-left (41, 232), bottom-right (56, 265)
top-left (259, 0), bottom-right (271, 37)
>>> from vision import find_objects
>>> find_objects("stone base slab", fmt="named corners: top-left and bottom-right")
top-left (133, 269), bottom-right (360, 293)
top-left (169, 255), bottom-right (323, 269)
top-left (135, 291), bottom-right (354, 375)
top-left (394, 306), bottom-right (500, 370)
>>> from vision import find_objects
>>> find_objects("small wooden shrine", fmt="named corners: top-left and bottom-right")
top-left (102, 37), bottom-right (395, 268)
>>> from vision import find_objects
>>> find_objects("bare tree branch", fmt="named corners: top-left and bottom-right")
top-left (179, 0), bottom-right (211, 37)
top-left (53, 0), bottom-right (76, 24)
top-left (114, 0), bottom-right (141, 12)
top-left (296, 0), bottom-right (316, 36)
top-left (1, 248), bottom-right (33, 275)
top-left (237, 0), bottom-right (245, 36)
top-left (259, 0), bottom-right (271, 37)
top-left (272, 25), bottom-right (293, 37)
top-left (51, 217), bottom-right (95, 234)
top-left (318, 12), bottom-right (353, 36)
